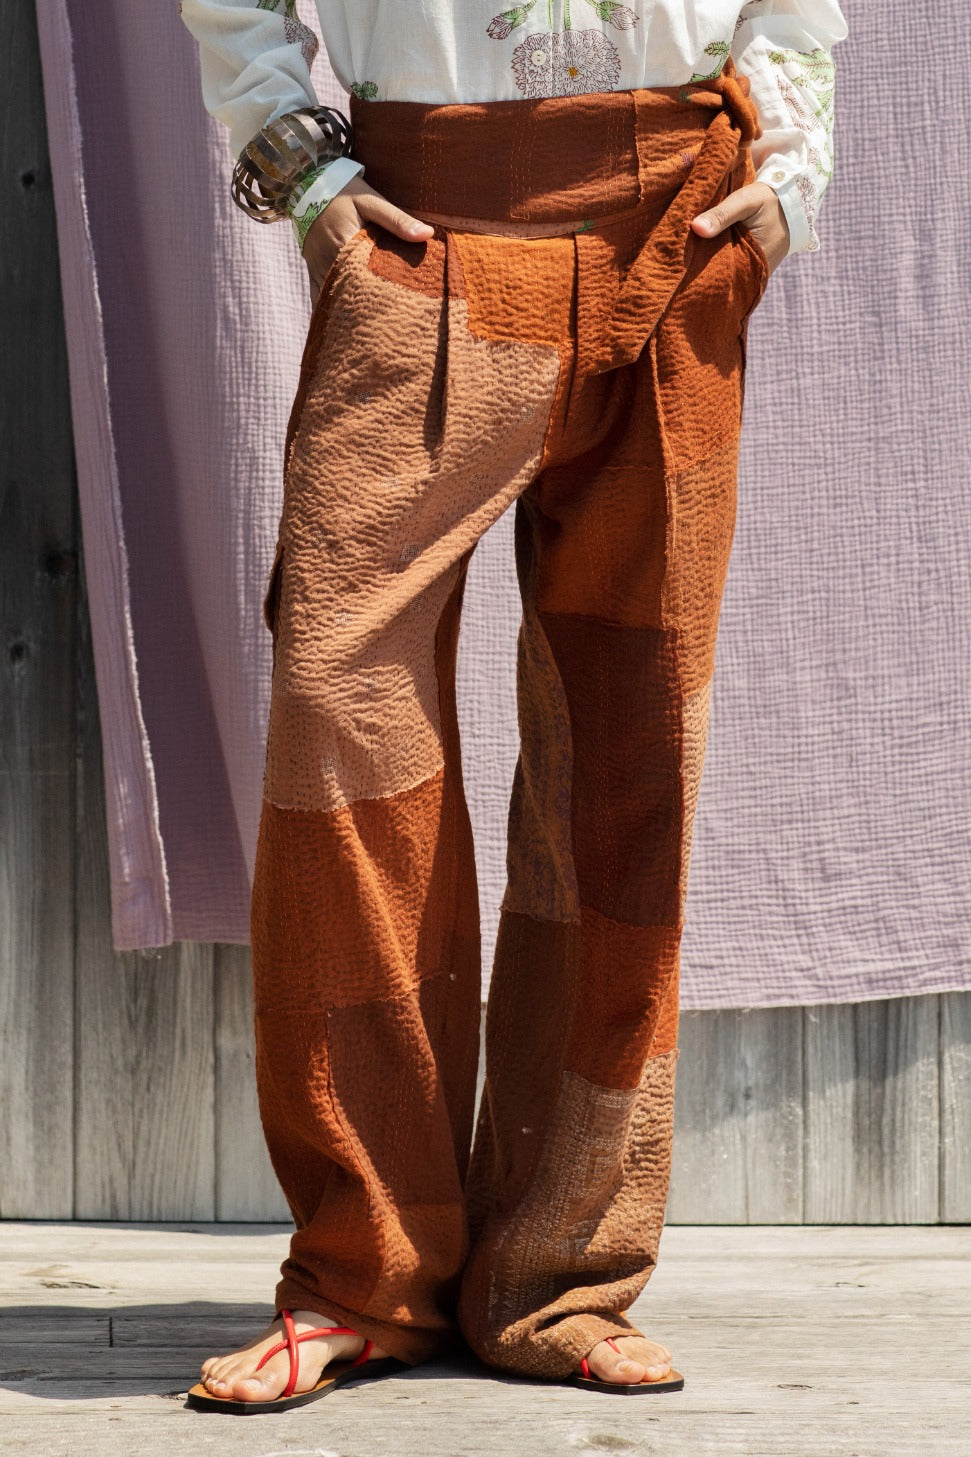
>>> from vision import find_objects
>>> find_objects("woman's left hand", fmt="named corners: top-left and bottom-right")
top-left (691, 181), bottom-right (789, 277)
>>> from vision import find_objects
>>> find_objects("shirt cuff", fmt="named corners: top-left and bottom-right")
top-left (755, 164), bottom-right (818, 257)
top-left (286, 156), bottom-right (366, 251)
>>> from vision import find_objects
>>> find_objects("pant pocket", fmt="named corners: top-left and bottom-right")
top-left (262, 537), bottom-right (285, 637)
top-left (733, 219), bottom-right (770, 322)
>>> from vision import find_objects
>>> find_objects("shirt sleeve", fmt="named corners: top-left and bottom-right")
top-left (730, 0), bottom-right (850, 256)
top-left (178, 0), bottom-right (323, 161)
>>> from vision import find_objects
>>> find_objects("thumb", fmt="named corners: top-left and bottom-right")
top-left (691, 203), bottom-right (730, 238)
top-left (352, 182), bottom-right (435, 242)
top-left (693, 182), bottom-right (769, 238)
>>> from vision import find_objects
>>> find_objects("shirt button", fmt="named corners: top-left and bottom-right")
top-left (772, 170), bottom-right (786, 183)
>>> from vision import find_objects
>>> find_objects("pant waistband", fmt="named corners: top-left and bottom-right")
top-left (349, 57), bottom-right (761, 227)
top-left (349, 57), bottom-right (763, 373)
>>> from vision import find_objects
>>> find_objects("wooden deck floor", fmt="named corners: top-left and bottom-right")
top-left (0, 1222), bottom-right (968, 1456)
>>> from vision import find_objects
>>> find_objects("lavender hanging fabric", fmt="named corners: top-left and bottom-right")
top-left (35, 0), bottom-right (971, 1006)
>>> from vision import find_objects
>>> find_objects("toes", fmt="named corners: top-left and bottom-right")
top-left (641, 1350), bottom-right (672, 1379)
top-left (585, 1339), bottom-right (647, 1384)
top-left (596, 1336), bottom-right (673, 1383)
top-left (232, 1375), bottom-right (269, 1400)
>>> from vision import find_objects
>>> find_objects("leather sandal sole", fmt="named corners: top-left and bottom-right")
top-left (566, 1366), bottom-right (685, 1394)
top-left (185, 1355), bottom-right (408, 1414)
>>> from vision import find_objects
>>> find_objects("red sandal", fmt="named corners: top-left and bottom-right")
top-left (185, 1307), bottom-right (408, 1414)
top-left (569, 1335), bottom-right (685, 1394)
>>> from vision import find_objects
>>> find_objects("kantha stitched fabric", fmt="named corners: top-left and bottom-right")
top-left (250, 60), bottom-right (768, 1372)
top-left (178, 0), bottom-right (850, 256)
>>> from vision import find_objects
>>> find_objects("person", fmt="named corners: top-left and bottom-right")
top-left (178, 0), bottom-right (848, 1415)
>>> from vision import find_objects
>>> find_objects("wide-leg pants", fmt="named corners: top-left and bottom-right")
top-left (250, 57), bottom-right (769, 1378)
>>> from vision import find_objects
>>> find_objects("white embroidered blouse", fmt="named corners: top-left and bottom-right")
top-left (178, 0), bottom-right (849, 256)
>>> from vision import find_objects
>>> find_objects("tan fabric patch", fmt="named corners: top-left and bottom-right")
top-left (680, 675), bottom-right (713, 920)
top-left (459, 1052), bottom-right (678, 1376)
top-left (264, 237), bottom-right (561, 813)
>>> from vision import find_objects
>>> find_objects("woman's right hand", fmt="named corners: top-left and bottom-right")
top-left (302, 175), bottom-right (435, 310)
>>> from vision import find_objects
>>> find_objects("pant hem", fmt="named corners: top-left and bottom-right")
top-left (273, 1279), bottom-right (458, 1369)
top-left (466, 1309), bottom-right (642, 1380)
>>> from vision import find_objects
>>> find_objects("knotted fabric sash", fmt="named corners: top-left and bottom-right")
top-left (349, 55), bottom-right (763, 373)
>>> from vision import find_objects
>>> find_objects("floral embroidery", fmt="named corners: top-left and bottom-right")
top-left (351, 81), bottom-right (379, 100)
top-left (581, 1), bottom-right (638, 26)
top-left (487, 4), bottom-right (538, 40)
top-left (766, 47), bottom-right (837, 252)
top-left (690, 40), bottom-right (732, 83)
top-left (256, 0), bottom-right (319, 69)
top-left (488, 0), bottom-right (637, 99)
top-left (511, 28), bottom-right (622, 95)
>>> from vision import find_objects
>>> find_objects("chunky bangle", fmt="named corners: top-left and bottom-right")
top-left (231, 105), bottom-right (354, 223)
top-left (287, 157), bottom-right (365, 252)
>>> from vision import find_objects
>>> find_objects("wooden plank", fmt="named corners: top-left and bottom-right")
top-left (1, 1225), bottom-right (967, 1451)
top-left (804, 997), bottom-right (939, 1222)
top-left (0, 1409), bottom-right (966, 1457)
top-left (667, 1008), bottom-right (803, 1223)
top-left (3, 1222), bottom-right (967, 1263)
top-left (0, 1316), bottom-right (107, 1345)
top-left (0, 0), bottom-right (78, 1220)
top-left (213, 945), bottom-right (289, 1221)
top-left (73, 938), bottom-right (216, 1220)
top-left (0, 1407), bottom-right (965, 1457)
top-left (74, 645), bottom-right (217, 1221)
top-left (74, 550), bottom-right (217, 1214)
top-left (1, 1317), bottom-right (968, 1381)
top-left (941, 991), bottom-right (971, 1221)
top-left (6, 1223), bottom-right (967, 1309)
top-left (1, 1331), bottom-right (970, 1388)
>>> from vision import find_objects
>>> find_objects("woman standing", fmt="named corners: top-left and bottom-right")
top-left (178, 0), bottom-right (848, 1414)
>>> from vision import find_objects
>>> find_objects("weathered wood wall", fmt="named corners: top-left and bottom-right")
top-left (2, 0), bottom-right (968, 1225)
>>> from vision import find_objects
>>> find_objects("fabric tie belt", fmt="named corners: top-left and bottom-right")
top-left (349, 55), bottom-right (763, 374)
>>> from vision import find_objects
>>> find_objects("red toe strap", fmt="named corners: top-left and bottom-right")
top-left (349, 1338), bottom-right (374, 1368)
top-left (254, 1310), bottom-right (369, 1396)
top-left (579, 1356), bottom-right (591, 1377)
top-left (254, 1307), bottom-right (301, 1398)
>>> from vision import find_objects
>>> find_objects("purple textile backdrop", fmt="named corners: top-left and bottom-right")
top-left (35, 0), bottom-right (971, 1006)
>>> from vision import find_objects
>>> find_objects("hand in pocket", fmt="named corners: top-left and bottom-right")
top-left (302, 177), bottom-right (436, 310)
top-left (690, 180), bottom-right (789, 278)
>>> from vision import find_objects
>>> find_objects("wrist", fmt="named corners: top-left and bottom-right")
top-left (286, 157), bottom-right (366, 253)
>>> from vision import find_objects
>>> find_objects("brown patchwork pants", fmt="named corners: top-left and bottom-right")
top-left (250, 59), bottom-right (769, 1378)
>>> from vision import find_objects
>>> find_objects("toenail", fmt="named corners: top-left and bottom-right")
top-left (617, 1360), bottom-right (639, 1372)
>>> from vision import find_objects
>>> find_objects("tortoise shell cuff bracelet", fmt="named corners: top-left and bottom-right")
top-left (230, 105), bottom-right (355, 223)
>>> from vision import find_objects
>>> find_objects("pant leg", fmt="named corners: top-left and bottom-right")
top-left (249, 222), bottom-right (567, 1366)
top-left (457, 204), bottom-right (768, 1377)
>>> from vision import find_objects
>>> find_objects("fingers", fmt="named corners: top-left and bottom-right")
top-left (693, 180), bottom-right (769, 237)
top-left (299, 178), bottom-right (435, 302)
top-left (349, 179), bottom-right (435, 241)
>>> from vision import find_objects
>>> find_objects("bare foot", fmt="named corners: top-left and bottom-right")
top-left (584, 1333), bottom-right (673, 1385)
top-left (199, 1309), bottom-right (388, 1403)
